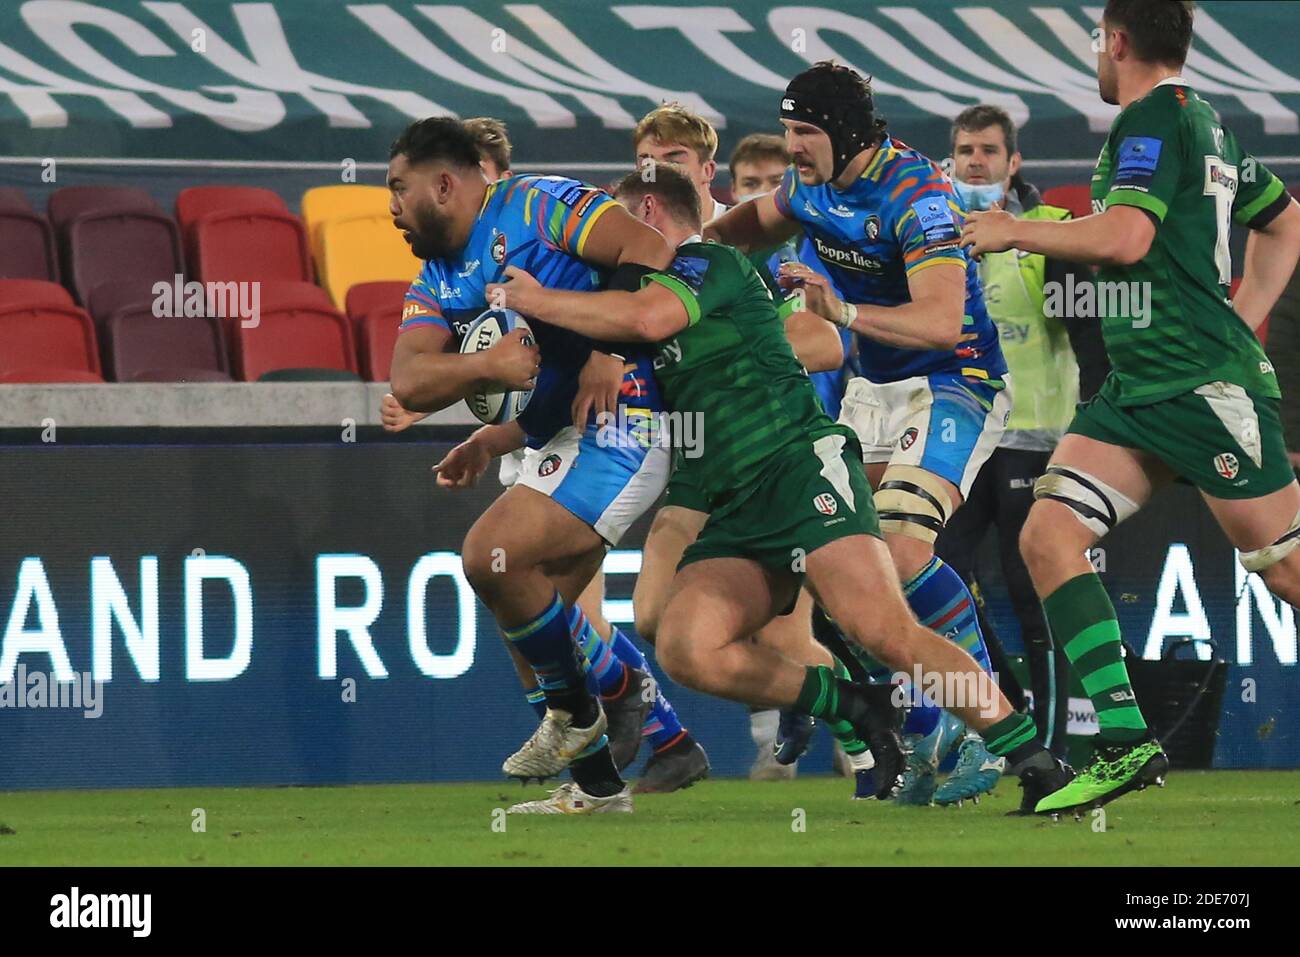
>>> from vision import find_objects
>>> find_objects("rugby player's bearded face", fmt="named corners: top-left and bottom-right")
top-left (1096, 18), bottom-right (1120, 106)
top-left (387, 153), bottom-right (464, 260)
top-left (781, 120), bottom-right (834, 185)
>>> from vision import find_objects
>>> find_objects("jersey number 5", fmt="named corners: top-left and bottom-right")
top-left (1202, 155), bottom-right (1238, 287)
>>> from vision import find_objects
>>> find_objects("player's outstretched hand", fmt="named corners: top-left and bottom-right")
top-left (777, 261), bottom-right (839, 323)
top-left (487, 328), bottom-right (540, 392)
top-left (432, 438), bottom-right (492, 489)
top-left (380, 392), bottom-right (431, 433)
top-left (960, 208), bottom-right (1016, 258)
top-left (572, 350), bottom-right (624, 429)
top-left (485, 265), bottom-right (541, 315)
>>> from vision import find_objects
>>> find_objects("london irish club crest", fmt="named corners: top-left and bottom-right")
top-left (1214, 452), bottom-right (1239, 480)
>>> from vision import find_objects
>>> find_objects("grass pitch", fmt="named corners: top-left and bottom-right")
top-left (2, 770), bottom-right (1296, 866)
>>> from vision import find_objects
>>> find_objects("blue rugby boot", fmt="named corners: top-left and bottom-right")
top-left (934, 732), bottom-right (1006, 806)
top-left (894, 711), bottom-right (965, 806)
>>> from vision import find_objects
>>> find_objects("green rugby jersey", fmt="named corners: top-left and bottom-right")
top-left (1091, 78), bottom-right (1288, 405)
top-left (643, 240), bottom-right (847, 503)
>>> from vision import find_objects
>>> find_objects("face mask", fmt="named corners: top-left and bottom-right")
top-left (954, 179), bottom-right (1004, 212)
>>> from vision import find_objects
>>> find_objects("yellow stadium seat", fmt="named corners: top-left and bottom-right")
top-left (300, 185), bottom-right (391, 276)
top-left (319, 213), bottom-right (422, 309)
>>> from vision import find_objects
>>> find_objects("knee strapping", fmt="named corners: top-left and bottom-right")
top-left (875, 465), bottom-right (954, 543)
top-left (1032, 466), bottom-right (1138, 537)
top-left (1240, 506), bottom-right (1300, 573)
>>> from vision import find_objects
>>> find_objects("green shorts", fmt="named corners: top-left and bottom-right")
top-left (1069, 379), bottom-right (1293, 500)
top-left (679, 430), bottom-right (880, 574)
top-left (663, 450), bottom-right (711, 513)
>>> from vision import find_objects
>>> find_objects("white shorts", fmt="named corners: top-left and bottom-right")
top-left (498, 448), bottom-right (527, 487)
top-left (513, 423), bottom-right (671, 545)
top-left (837, 372), bottom-right (1012, 498)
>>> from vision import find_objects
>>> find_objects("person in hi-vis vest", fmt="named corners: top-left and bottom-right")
top-left (935, 104), bottom-right (1110, 760)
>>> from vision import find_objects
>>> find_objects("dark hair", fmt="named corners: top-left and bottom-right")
top-left (728, 133), bottom-right (791, 180)
top-left (389, 116), bottom-right (482, 170)
top-left (463, 116), bottom-right (512, 172)
top-left (951, 104), bottom-right (1018, 156)
top-left (613, 162), bottom-right (702, 228)
top-left (1103, 0), bottom-right (1195, 67)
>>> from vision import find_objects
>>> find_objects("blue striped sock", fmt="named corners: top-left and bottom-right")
top-left (570, 607), bottom-right (626, 697)
top-left (905, 556), bottom-right (993, 673)
top-left (501, 593), bottom-right (587, 699)
top-left (898, 556), bottom-right (990, 735)
top-left (607, 626), bottom-right (687, 748)
top-left (523, 687), bottom-right (547, 719)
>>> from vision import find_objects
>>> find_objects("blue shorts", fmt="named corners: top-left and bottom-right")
top-left (836, 372), bottom-right (1012, 497)
top-left (514, 411), bottom-right (670, 545)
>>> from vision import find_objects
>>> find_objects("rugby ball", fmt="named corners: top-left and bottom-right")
top-left (459, 308), bottom-right (535, 425)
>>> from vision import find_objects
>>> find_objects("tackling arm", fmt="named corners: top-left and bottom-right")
top-left (490, 270), bottom-right (690, 344)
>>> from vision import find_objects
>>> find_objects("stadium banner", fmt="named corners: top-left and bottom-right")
top-left (0, 439), bottom-right (1295, 791)
top-left (1, 0), bottom-right (1299, 175)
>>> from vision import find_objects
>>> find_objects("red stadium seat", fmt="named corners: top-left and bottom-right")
top-left (175, 186), bottom-right (286, 232)
top-left (207, 279), bottom-right (337, 345)
top-left (0, 368), bottom-right (104, 384)
top-left (0, 209), bottom-right (59, 281)
top-left (47, 185), bottom-right (158, 235)
top-left (192, 209), bottom-right (311, 284)
top-left (357, 309), bottom-right (402, 382)
top-left (0, 187), bottom-right (34, 212)
top-left (0, 278), bottom-right (74, 310)
top-left (0, 303), bottom-right (101, 381)
top-left (1041, 183), bottom-right (1094, 220)
top-left (178, 187), bottom-right (291, 276)
top-left (64, 209), bottom-right (184, 307)
top-left (87, 279), bottom-right (165, 328)
top-left (105, 308), bottom-right (232, 383)
top-left (234, 301), bottom-right (356, 381)
top-left (259, 279), bottom-right (335, 308)
top-left (345, 280), bottom-right (407, 325)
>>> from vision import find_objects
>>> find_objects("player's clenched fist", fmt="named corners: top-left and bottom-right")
top-left (432, 436), bottom-right (492, 489)
top-left (486, 328), bottom-right (540, 391)
top-left (960, 208), bottom-right (1017, 258)
top-left (380, 392), bottom-right (430, 433)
